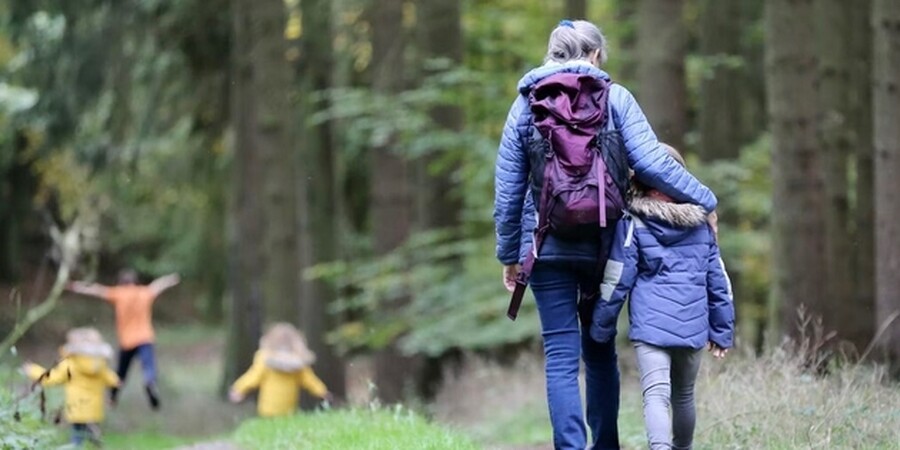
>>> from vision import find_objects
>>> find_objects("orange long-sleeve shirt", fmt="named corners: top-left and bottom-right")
top-left (103, 285), bottom-right (157, 350)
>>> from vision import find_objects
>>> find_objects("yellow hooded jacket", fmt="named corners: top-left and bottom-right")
top-left (26, 355), bottom-right (120, 424)
top-left (231, 350), bottom-right (327, 417)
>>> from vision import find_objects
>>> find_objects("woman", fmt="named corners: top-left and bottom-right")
top-left (493, 20), bottom-right (717, 450)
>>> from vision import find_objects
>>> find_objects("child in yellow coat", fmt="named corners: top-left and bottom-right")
top-left (23, 327), bottom-right (121, 446)
top-left (229, 323), bottom-right (331, 417)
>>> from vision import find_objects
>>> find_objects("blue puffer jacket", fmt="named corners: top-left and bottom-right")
top-left (494, 62), bottom-right (718, 266)
top-left (589, 195), bottom-right (735, 349)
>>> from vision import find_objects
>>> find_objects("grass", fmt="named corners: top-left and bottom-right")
top-left (232, 407), bottom-right (481, 450)
top-left (438, 343), bottom-right (900, 450)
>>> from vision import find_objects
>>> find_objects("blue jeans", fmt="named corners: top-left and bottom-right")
top-left (112, 343), bottom-right (158, 405)
top-left (71, 423), bottom-right (98, 446)
top-left (531, 260), bottom-right (621, 450)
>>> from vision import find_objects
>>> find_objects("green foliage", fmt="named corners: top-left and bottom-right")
top-left (0, 377), bottom-right (62, 450)
top-left (314, 230), bottom-right (540, 356)
top-left (233, 407), bottom-right (480, 450)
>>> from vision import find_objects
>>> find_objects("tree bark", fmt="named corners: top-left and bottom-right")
top-left (636, 0), bottom-right (687, 150)
top-left (765, 0), bottom-right (828, 340)
top-left (371, 0), bottom-right (413, 404)
top-left (413, 0), bottom-right (464, 399)
top-left (222, 0), bottom-right (264, 390)
top-left (816, 0), bottom-right (859, 349)
top-left (253, 0), bottom-right (301, 323)
top-left (873, 0), bottom-right (900, 370)
top-left (299, 0), bottom-right (346, 402)
top-left (697, 0), bottom-right (743, 160)
top-left (851, 0), bottom-right (876, 353)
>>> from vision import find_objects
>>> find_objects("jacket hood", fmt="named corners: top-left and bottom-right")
top-left (629, 195), bottom-right (708, 245)
top-left (264, 350), bottom-right (308, 372)
top-left (517, 61), bottom-right (610, 96)
top-left (68, 354), bottom-right (109, 377)
top-left (62, 327), bottom-right (113, 359)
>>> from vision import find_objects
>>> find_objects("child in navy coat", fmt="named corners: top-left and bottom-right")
top-left (591, 145), bottom-right (735, 450)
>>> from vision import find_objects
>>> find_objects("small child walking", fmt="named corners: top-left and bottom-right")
top-left (67, 269), bottom-right (180, 409)
top-left (229, 322), bottom-right (332, 417)
top-left (591, 145), bottom-right (735, 450)
top-left (23, 327), bottom-right (121, 447)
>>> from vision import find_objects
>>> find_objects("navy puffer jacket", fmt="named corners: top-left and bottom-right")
top-left (494, 62), bottom-right (718, 266)
top-left (590, 195), bottom-right (735, 349)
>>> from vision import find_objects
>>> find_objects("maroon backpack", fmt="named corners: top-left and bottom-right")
top-left (507, 73), bottom-right (628, 320)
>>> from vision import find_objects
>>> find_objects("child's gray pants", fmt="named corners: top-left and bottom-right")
top-left (634, 342), bottom-right (703, 450)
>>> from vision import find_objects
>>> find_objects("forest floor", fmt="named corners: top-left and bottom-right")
top-left (7, 295), bottom-right (900, 449)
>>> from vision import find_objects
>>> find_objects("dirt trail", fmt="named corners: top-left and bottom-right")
top-left (173, 441), bottom-right (244, 450)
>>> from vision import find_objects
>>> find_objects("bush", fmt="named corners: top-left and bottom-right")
top-left (233, 407), bottom-right (480, 450)
top-left (0, 378), bottom-right (61, 450)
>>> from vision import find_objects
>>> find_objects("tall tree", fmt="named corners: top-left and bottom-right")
top-left (851, 0), bottom-right (876, 352)
top-left (223, 0), bottom-right (264, 388)
top-left (413, 0), bottom-right (464, 399)
top-left (697, 0), bottom-right (743, 160)
top-left (300, 0), bottom-right (346, 402)
top-left (765, 0), bottom-right (827, 339)
top-left (816, 0), bottom-right (858, 348)
top-left (370, 0), bottom-right (413, 404)
top-left (565, 0), bottom-right (587, 19)
top-left (255, 0), bottom-right (301, 323)
top-left (873, 0), bottom-right (900, 370)
top-left (635, 0), bottom-right (687, 150)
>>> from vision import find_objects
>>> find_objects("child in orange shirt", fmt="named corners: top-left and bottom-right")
top-left (229, 323), bottom-right (332, 417)
top-left (23, 328), bottom-right (120, 446)
top-left (67, 269), bottom-right (180, 409)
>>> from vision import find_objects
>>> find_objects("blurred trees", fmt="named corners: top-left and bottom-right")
top-left (3, 0), bottom-right (900, 384)
top-left (873, 0), bottom-right (900, 369)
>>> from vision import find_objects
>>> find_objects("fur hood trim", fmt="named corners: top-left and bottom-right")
top-left (629, 195), bottom-right (707, 227)
top-left (62, 328), bottom-right (113, 359)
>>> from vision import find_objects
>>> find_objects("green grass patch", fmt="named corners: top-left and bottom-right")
top-left (233, 408), bottom-right (480, 450)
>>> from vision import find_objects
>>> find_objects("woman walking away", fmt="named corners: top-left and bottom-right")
top-left (591, 145), bottom-right (735, 450)
top-left (493, 20), bottom-right (718, 450)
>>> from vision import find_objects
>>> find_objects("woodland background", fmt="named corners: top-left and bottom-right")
top-left (1, 0), bottom-right (900, 448)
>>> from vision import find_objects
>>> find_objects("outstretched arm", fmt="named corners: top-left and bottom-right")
top-left (149, 273), bottom-right (181, 297)
top-left (66, 281), bottom-right (111, 300)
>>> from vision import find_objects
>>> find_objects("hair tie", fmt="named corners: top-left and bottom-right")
top-left (559, 19), bottom-right (574, 29)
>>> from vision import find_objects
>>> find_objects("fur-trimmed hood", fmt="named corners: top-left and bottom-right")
top-left (62, 327), bottom-right (114, 360)
top-left (629, 195), bottom-right (708, 228)
top-left (259, 323), bottom-right (316, 372)
top-left (629, 194), bottom-right (709, 246)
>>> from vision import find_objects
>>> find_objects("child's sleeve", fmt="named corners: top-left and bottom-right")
top-left (102, 366), bottom-right (121, 387)
top-left (297, 367), bottom-right (328, 399)
top-left (231, 352), bottom-right (265, 395)
top-left (590, 216), bottom-right (640, 343)
top-left (26, 360), bottom-right (71, 386)
top-left (707, 237), bottom-right (736, 349)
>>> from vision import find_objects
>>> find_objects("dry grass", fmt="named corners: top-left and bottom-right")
top-left (431, 343), bottom-right (900, 450)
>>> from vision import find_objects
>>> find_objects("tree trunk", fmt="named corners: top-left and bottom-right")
top-left (222, 0), bottom-right (264, 390)
top-left (413, 0), bottom-right (464, 399)
top-left (765, 0), bottom-right (828, 341)
top-left (851, 0), bottom-right (876, 353)
top-left (299, 0), bottom-right (346, 403)
top-left (565, 0), bottom-right (587, 20)
top-left (636, 0), bottom-right (687, 150)
top-left (253, 0), bottom-right (301, 323)
top-left (697, 0), bottom-right (743, 160)
top-left (873, 0), bottom-right (900, 370)
top-left (815, 0), bottom-right (857, 349)
top-left (371, 0), bottom-right (413, 404)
